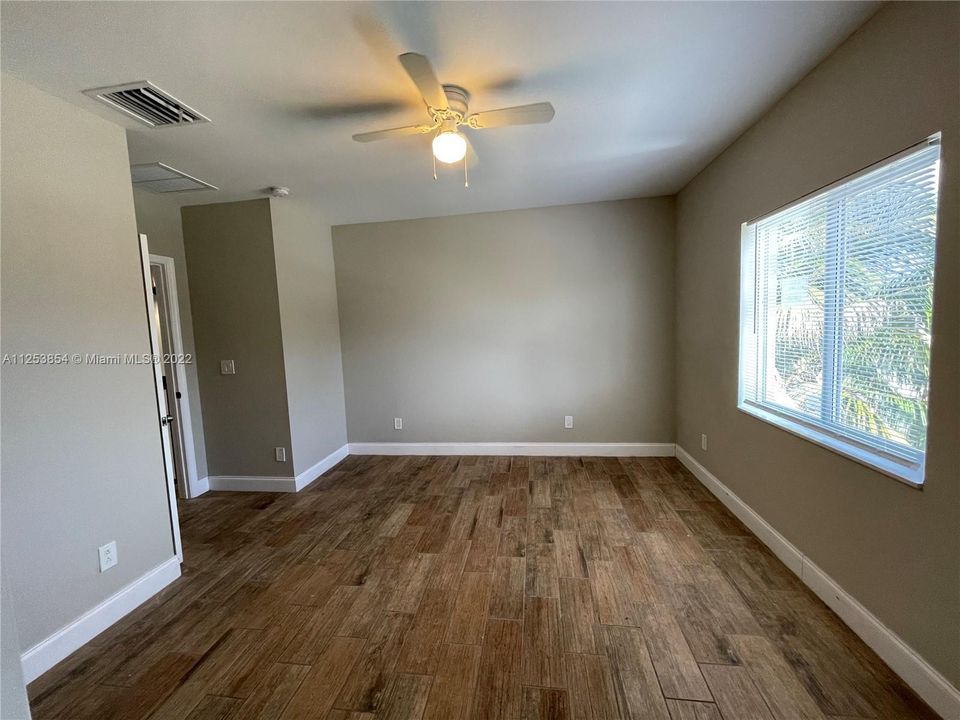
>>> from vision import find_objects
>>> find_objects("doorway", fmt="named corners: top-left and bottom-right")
top-left (150, 255), bottom-right (192, 499)
top-left (138, 234), bottom-right (186, 561)
top-left (148, 256), bottom-right (198, 501)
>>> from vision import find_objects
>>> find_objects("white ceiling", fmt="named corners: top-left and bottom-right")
top-left (2, 1), bottom-right (878, 226)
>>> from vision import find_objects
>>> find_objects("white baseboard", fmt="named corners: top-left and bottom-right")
top-left (207, 475), bottom-right (299, 492)
top-left (295, 444), bottom-right (350, 491)
top-left (193, 475), bottom-right (210, 496)
top-left (205, 444), bottom-right (351, 493)
top-left (676, 446), bottom-right (960, 720)
top-left (20, 556), bottom-right (181, 684)
top-left (347, 442), bottom-right (675, 457)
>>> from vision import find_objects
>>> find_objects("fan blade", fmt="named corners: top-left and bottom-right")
top-left (352, 124), bottom-right (433, 143)
top-left (398, 53), bottom-right (448, 110)
top-left (467, 102), bottom-right (555, 129)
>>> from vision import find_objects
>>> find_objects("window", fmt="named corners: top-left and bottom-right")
top-left (739, 136), bottom-right (941, 486)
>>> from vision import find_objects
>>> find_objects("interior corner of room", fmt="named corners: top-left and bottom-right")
top-left (1, 2), bottom-right (957, 720)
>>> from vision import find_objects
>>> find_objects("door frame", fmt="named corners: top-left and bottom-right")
top-left (149, 254), bottom-right (200, 500)
top-left (138, 234), bottom-right (183, 561)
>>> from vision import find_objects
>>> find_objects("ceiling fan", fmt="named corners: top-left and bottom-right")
top-left (353, 53), bottom-right (555, 186)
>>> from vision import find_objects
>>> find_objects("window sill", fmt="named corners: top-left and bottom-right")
top-left (737, 403), bottom-right (925, 489)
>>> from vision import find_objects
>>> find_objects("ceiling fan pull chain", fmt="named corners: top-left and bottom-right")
top-left (464, 155), bottom-right (469, 188)
top-left (433, 152), bottom-right (437, 181)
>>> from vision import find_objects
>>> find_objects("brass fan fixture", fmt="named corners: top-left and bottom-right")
top-left (353, 53), bottom-right (555, 186)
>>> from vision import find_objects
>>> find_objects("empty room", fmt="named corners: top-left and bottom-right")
top-left (1, 2), bottom-right (957, 719)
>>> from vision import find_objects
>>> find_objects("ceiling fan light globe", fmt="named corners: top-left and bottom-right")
top-left (432, 131), bottom-right (467, 164)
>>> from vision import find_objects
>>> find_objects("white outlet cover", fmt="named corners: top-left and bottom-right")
top-left (701, 434), bottom-right (708, 451)
top-left (275, 447), bottom-right (286, 462)
top-left (394, 417), bottom-right (403, 430)
top-left (220, 359), bottom-right (236, 375)
top-left (98, 541), bottom-right (117, 572)
top-left (564, 415), bottom-right (574, 429)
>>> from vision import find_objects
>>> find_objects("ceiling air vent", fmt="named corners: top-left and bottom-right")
top-left (83, 81), bottom-right (210, 128)
top-left (131, 163), bottom-right (217, 193)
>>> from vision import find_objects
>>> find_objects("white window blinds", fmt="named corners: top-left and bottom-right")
top-left (739, 137), bottom-right (941, 485)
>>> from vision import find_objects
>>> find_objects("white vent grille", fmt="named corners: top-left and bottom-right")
top-left (83, 81), bottom-right (210, 127)
top-left (131, 163), bottom-right (217, 193)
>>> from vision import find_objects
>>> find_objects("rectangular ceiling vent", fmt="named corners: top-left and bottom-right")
top-left (131, 163), bottom-right (217, 193)
top-left (83, 81), bottom-right (210, 128)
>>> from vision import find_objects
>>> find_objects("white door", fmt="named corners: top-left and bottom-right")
top-left (139, 234), bottom-right (183, 561)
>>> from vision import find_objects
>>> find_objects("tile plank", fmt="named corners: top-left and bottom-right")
top-left (423, 643), bottom-right (481, 720)
top-left (377, 673), bottom-right (432, 720)
top-left (730, 634), bottom-right (826, 720)
top-left (521, 597), bottom-right (564, 689)
top-left (490, 556), bottom-right (526, 620)
top-left (522, 687), bottom-right (570, 720)
top-left (699, 664), bottom-right (774, 720)
top-left (281, 636), bottom-right (366, 720)
top-left (471, 618), bottom-right (523, 720)
top-left (558, 577), bottom-right (601, 655)
top-left (638, 604), bottom-right (712, 702)
top-left (563, 652), bottom-right (621, 720)
top-left (603, 625), bottom-right (672, 720)
top-left (447, 571), bottom-right (493, 644)
top-left (335, 612), bottom-right (411, 713)
top-left (665, 699), bottom-right (723, 720)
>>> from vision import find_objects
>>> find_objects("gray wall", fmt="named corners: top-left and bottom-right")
top-left (333, 198), bottom-right (675, 443)
top-left (675, 1), bottom-right (959, 685)
top-left (0, 74), bottom-right (176, 652)
top-left (181, 199), bottom-right (294, 477)
top-left (272, 200), bottom-right (348, 475)
top-left (1, 571), bottom-right (31, 719)
top-left (133, 190), bottom-right (208, 481)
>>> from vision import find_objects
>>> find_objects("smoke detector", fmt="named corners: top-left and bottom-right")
top-left (268, 186), bottom-right (291, 198)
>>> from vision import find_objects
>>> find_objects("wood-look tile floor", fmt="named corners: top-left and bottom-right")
top-left (28, 455), bottom-right (939, 720)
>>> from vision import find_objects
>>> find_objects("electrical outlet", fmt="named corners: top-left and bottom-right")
top-left (701, 434), bottom-right (708, 451)
top-left (220, 359), bottom-right (236, 375)
top-left (275, 447), bottom-right (286, 462)
top-left (564, 415), bottom-right (574, 429)
top-left (98, 541), bottom-right (118, 572)
top-left (394, 417), bottom-right (403, 430)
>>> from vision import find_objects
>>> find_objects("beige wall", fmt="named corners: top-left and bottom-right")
top-left (272, 200), bottom-right (347, 474)
top-left (675, 1), bottom-right (959, 685)
top-left (133, 190), bottom-right (208, 481)
top-left (333, 198), bottom-right (675, 443)
top-left (0, 74), bottom-right (176, 651)
top-left (181, 199), bottom-right (293, 478)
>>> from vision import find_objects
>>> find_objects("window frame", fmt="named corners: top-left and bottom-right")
top-left (737, 136), bottom-right (941, 488)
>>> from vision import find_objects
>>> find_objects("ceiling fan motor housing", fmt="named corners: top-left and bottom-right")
top-left (442, 85), bottom-right (470, 117)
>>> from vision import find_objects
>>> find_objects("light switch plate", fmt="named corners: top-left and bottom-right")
top-left (220, 359), bottom-right (236, 375)
top-left (98, 541), bottom-right (117, 572)
top-left (275, 446), bottom-right (286, 462)
top-left (394, 417), bottom-right (403, 430)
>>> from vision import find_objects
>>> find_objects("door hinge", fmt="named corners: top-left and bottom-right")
top-left (161, 375), bottom-right (167, 390)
